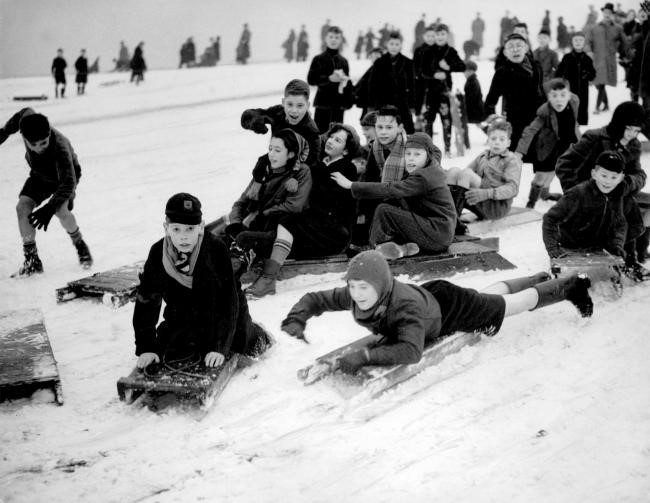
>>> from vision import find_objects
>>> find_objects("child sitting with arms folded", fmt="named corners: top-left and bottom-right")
top-left (281, 250), bottom-right (593, 374)
top-left (133, 193), bottom-right (272, 370)
top-left (446, 118), bottom-right (522, 235)
top-left (331, 132), bottom-right (456, 259)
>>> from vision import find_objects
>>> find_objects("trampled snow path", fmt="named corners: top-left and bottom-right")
top-left (1, 61), bottom-right (649, 503)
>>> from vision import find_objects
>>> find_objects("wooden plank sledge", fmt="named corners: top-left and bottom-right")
top-left (117, 354), bottom-right (240, 407)
top-left (464, 206), bottom-right (542, 235)
top-left (551, 251), bottom-right (625, 295)
top-left (297, 331), bottom-right (482, 399)
top-left (13, 95), bottom-right (48, 101)
top-left (56, 261), bottom-right (144, 307)
top-left (0, 309), bottom-right (63, 404)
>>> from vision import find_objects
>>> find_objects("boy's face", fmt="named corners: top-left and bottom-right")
top-left (23, 136), bottom-right (50, 154)
top-left (592, 166), bottom-right (624, 194)
top-left (282, 94), bottom-right (309, 125)
top-left (538, 33), bottom-right (550, 47)
top-left (324, 129), bottom-right (349, 158)
top-left (405, 147), bottom-right (428, 173)
top-left (505, 40), bottom-right (528, 63)
top-left (487, 129), bottom-right (511, 154)
top-left (325, 32), bottom-right (342, 50)
top-left (164, 221), bottom-right (204, 253)
top-left (548, 88), bottom-right (571, 112)
top-left (602, 8), bottom-right (614, 21)
top-left (268, 137), bottom-right (295, 168)
top-left (348, 279), bottom-right (379, 311)
top-left (572, 35), bottom-right (586, 51)
top-left (423, 30), bottom-right (436, 45)
top-left (374, 116), bottom-right (402, 145)
top-left (434, 30), bottom-right (448, 45)
top-left (623, 125), bottom-right (642, 143)
top-left (362, 125), bottom-right (377, 143)
top-left (386, 38), bottom-right (402, 55)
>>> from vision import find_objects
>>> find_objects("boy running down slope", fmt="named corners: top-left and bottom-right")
top-left (282, 251), bottom-right (592, 374)
top-left (133, 193), bottom-right (272, 370)
top-left (0, 108), bottom-right (92, 276)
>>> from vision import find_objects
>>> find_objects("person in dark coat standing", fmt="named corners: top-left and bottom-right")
top-left (367, 31), bottom-right (416, 134)
top-left (585, 3), bottom-right (626, 113)
top-left (541, 10), bottom-right (552, 36)
top-left (213, 36), bottom-right (221, 65)
top-left (364, 28), bottom-right (376, 54)
top-left (51, 48), bottom-right (67, 98)
top-left (282, 29), bottom-right (296, 62)
top-left (413, 13), bottom-right (427, 52)
top-left (281, 250), bottom-right (593, 374)
top-left (130, 42), bottom-right (146, 84)
top-left (534, 29), bottom-right (559, 82)
top-left (463, 61), bottom-right (484, 124)
top-left (133, 193), bottom-right (272, 370)
top-left (296, 26), bottom-right (309, 62)
top-left (556, 32), bottom-right (596, 125)
top-left (471, 13), bottom-right (485, 54)
top-left (74, 49), bottom-right (88, 95)
top-left (557, 17), bottom-right (571, 51)
top-left (236, 24), bottom-right (251, 64)
top-left (307, 26), bottom-right (353, 133)
top-left (320, 19), bottom-right (331, 52)
top-left (485, 33), bottom-right (545, 150)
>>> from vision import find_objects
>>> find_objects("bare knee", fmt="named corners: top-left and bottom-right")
top-left (445, 166), bottom-right (462, 184)
top-left (16, 198), bottom-right (35, 218)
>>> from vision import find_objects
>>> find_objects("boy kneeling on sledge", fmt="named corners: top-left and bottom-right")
top-left (133, 193), bottom-right (272, 370)
top-left (282, 250), bottom-right (592, 374)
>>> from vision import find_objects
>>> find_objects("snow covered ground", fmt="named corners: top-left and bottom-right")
top-left (1, 60), bottom-right (649, 503)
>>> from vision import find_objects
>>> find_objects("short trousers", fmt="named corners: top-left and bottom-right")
top-left (20, 176), bottom-right (74, 208)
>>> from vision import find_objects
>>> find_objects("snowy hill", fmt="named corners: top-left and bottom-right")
top-left (0, 61), bottom-right (649, 503)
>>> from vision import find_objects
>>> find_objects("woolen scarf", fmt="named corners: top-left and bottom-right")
top-left (162, 232), bottom-right (204, 289)
top-left (372, 130), bottom-right (407, 182)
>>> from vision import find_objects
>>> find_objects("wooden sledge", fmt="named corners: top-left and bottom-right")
top-left (242, 236), bottom-right (514, 283)
top-left (117, 354), bottom-right (240, 407)
top-left (0, 308), bottom-right (63, 404)
top-left (551, 250), bottom-right (625, 294)
top-left (464, 206), bottom-right (542, 235)
top-left (13, 95), bottom-right (48, 101)
top-left (56, 261), bottom-right (143, 307)
top-left (297, 331), bottom-right (482, 398)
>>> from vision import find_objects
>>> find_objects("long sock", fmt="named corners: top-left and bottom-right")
top-left (269, 235), bottom-right (292, 268)
top-left (68, 227), bottom-right (82, 245)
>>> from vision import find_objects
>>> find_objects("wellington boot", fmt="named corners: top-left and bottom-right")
top-left (532, 275), bottom-right (593, 317)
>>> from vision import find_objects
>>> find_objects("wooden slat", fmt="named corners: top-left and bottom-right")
top-left (465, 206), bottom-right (542, 235)
top-left (0, 309), bottom-right (63, 404)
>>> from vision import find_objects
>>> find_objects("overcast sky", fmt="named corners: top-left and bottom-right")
top-left (1, 0), bottom-right (605, 78)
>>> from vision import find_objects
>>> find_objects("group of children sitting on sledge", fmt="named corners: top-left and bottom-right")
top-left (2, 67), bottom-right (649, 378)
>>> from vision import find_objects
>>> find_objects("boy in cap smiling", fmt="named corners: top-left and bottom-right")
top-left (0, 108), bottom-right (91, 277)
top-left (133, 193), bottom-right (272, 370)
top-left (282, 250), bottom-right (593, 374)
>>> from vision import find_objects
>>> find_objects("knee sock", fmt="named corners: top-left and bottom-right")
top-left (68, 227), bottom-right (83, 245)
top-left (502, 271), bottom-right (552, 294)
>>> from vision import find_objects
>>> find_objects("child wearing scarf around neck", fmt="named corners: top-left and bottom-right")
top-left (133, 193), bottom-right (272, 370)
top-left (282, 250), bottom-right (593, 375)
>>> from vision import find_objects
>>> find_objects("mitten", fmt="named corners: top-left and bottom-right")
top-left (28, 204), bottom-right (55, 231)
top-left (281, 320), bottom-right (305, 339)
top-left (336, 349), bottom-right (369, 375)
top-left (285, 178), bottom-right (299, 193)
top-left (251, 155), bottom-right (270, 184)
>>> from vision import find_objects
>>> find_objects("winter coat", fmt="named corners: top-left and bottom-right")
top-left (130, 46), bottom-right (146, 72)
top-left (555, 127), bottom-right (645, 196)
top-left (307, 48), bottom-right (353, 109)
top-left (74, 56), bottom-right (88, 75)
top-left (51, 56), bottom-right (66, 76)
top-left (542, 179), bottom-right (642, 258)
top-left (516, 95), bottom-right (581, 162)
top-left (533, 46), bottom-right (559, 81)
top-left (284, 280), bottom-right (444, 365)
top-left (350, 161), bottom-right (457, 240)
top-left (0, 108), bottom-right (81, 209)
top-left (307, 156), bottom-right (358, 227)
top-left (484, 58), bottom-right (545, 145)
top-left (585, 20), bottom-right (625, 86)
top-left (472, 17), bottom-right (485, 46)
top-left (464, 74), bottom-right (484, 124)
top-left (367, 52), bottom-right (416, 110)
top-left (555, 51), bottom-right (596, 125)
top-left (133, 233), bottom-right (256, 357)
top-left (240, 104), bottom-right (321, 167)
top-left (416, 44), bottom-right (465, 91)
top-left (466, 150), bottom-right (522, 201)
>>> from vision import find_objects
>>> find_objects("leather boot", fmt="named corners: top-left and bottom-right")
top-left (14, 242), bottom-right (44, 277)
top-left (532, 275), bottom-right (593, 317)
top-left (526, 184), bottom-right (542, 209)
top-left (448, 184), bottom-right (468, 235)
top-left (245, 259), bottom-right (281, 298)
top-left (502, 271), bottom-right (552, 294)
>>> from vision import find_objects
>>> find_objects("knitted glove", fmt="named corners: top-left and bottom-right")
top-left (28, 204), bottom-right (55, 231)
top-left (285, 178), bottom-right (299, 193)
top-left (336, 349), bottom-right (369, 375)
top-left (281, 320), bottom-right (305, 339)
top-left (466, 188), bottom-right (491, 205)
